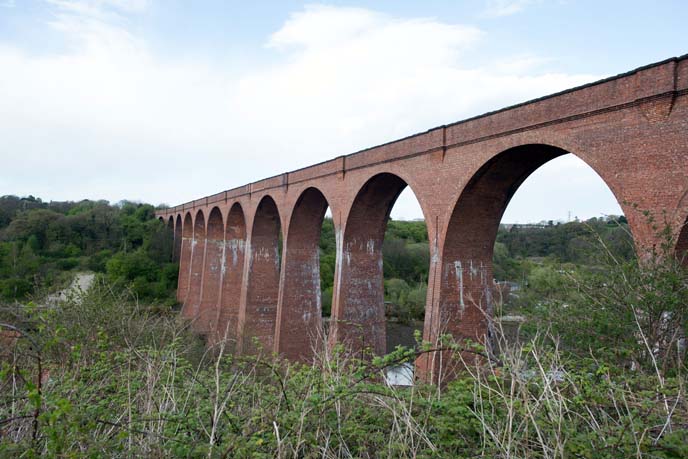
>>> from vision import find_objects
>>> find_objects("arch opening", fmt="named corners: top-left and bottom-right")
top-left (177, 212), bottom-right (194, 304)
top-left (197, 207), bottom-right (224, 335)
top-left (320, 208), bottom-right (335, 323)
top-left (438, 145), bottom-right (631, 362)
top-left (331, 173), bottom-right (429, 366)
top-left (183, 210), bottom-right (206, 321)
top-left (215, 203), bottom-right (247, 347)
top-left (174, 215), bottom-right (182, 261)
top-left (276, 187), bottom-right (331, 360)
top-left (494, 152), bottom-right (633, 340)
top-left (242, 196), bottom-right (282, 354)
top-left (166, 216), bottom-right (175, 262)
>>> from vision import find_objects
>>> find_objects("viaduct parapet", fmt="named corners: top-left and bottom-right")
top-left (157, 55), bottom-right (688, 380)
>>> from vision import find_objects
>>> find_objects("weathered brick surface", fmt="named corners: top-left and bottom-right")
top-left (275, 187), bottom-right (329, 361)
top-left (239, 196), bottom-right (282, 354)
top-left (196, 207), bottom-right (224, 334)
top-left (329, 173), bottom-right (407, 356)
top-left (213, 203), bottom-right (246, 347)
top-left (158, 55), bottom-right (688, 380)
top-left (182, 210), bottom-right (206, 321)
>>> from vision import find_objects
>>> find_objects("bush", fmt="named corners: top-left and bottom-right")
top-left (88, 249), bottom-right (113, 272)
top-left (518, 245), bottom-right (688, 373)
top-left (1, 268), bottom-right (686, 457)
top-left (56, 257), bottom-right (79, 270)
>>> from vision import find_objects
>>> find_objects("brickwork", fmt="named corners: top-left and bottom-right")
top-left (214, 203), bottom-right (246, 347)
top-left (275, 188), bottom-right (329, 361)
top-left (197, 207), bottom-right (224, 334)
top-left (157, 55), bottom-right (688, 381)
top-left (330, 173), bottom-right (407, 356)
top-left (182, 210), bottom-right (206, 321)
top-left (239, 196), bottom-right (282, 354)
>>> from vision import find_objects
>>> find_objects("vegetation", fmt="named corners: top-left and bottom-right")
top-left (0, 195), bottom-right (177, 304)
top-left (1, 194), bottom-right (686, 457)
top-left (1, 247), bottom-right (686, 457)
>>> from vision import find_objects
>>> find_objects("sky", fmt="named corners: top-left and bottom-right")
top-left (0, 1), bottom-right (686, 223)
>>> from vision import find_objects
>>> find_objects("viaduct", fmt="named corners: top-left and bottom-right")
top-left (157, 55), bottom-right (688, 380)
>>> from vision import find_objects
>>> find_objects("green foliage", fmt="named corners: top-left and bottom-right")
top-left (384, 278), bottom-right (426, 323)
top-left (496, 216), bottom-right (633, 269)
top-left (0, 195), bottom-right (176, 302)
top-left (1, 275), bottom-right (686, 457)
top-left (517, 251), bottom-right (688, 372)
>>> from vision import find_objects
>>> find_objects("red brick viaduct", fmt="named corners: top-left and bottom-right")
top-left (157, 55), bottom-right (688, 380)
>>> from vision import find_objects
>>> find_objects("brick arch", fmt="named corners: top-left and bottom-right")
top-left (215, 202), bottom-right (247, 346)
top-left (275, 187), bottom-right (330, 360)
top-left (177, 212), bottom-right (194, 303)
top-left (342, 166), bottom-right (434, 235)
top-left (240, 195), bottom-right (282, 354)
top-left (430, 144), bottom-right (627, 366)
top-left (183, 209), bottom-right (206, 321)
top-left (173, 214), bottom-right (182, 261)
top-left (183, 212), bottom-right (193, 237)
top-left (330, 172), bottom-right (427, 356)
top-left (197, 207), bottom-right (224, 334)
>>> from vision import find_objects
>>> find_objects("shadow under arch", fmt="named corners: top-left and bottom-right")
top-left (677, 215), bottom-right (688, 266)
top-left (215, 202), bottom-right (247, 347)
top-left (433, 144), bottom-right (630, 362)
top-left (165, 216), bottom-right (174, 261)
top-left (177, 212), bottom-right (194, 304)
top-left (174, 215), bottom-right (182, 261)
top-left (197, 207), bottom-right (224, 334)
top-left (241, 195), bottom-right (282, 354)
top-left (330, 172), bottom-right (428, 357)
top-left (183, 209), bottom-right (206, 321)
top-left (275, 187), bottom-right (330, 361)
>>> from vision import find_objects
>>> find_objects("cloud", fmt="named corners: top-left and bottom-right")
top-left (0, 3), bottom-right (617, 221)
top-left (482, 0), bottom-right (540, 17)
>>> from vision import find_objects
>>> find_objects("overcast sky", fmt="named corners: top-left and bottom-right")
top-left (1, 1), bottom-right (686, 222)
